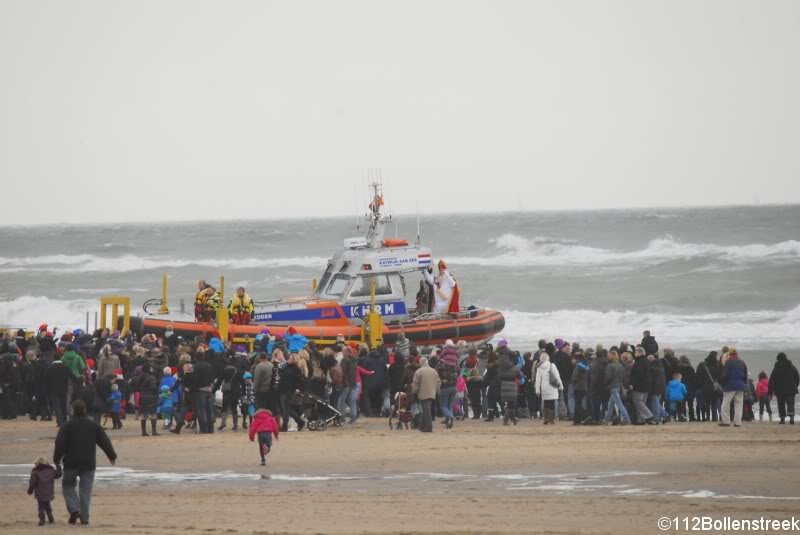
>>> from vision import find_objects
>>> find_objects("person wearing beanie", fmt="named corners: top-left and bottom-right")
top-left (768, 352), bottom-right (799, 425)
top-left (240, 371), bottom-right (256, 429)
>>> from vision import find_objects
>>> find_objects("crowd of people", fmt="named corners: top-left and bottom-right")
top-left (2, 325), bottom-right (799, 434)
top-left (4, 324), bottom-right (800, 527)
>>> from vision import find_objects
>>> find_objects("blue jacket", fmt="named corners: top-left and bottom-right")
top-left (286, 332), bottom-right (308, 353)
top-left (107, 390), bottom-right (122, 413)
top-left (160, 375), bottom-right (179, 403)
top-left (665, 379), bottom-right (687, 402)
top-left (721, 356), bottom-right (748, 392)
top-left (208, 337), bottom-right (225, 355)
top-left (157, 389), bottom-right (173, 413)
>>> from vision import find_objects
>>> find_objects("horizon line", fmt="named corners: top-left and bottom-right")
top-left (1, 201), bottom-right (798, 229)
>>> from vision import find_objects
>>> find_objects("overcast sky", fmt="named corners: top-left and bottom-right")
top-left (1, 1), bottom-right (798, 225)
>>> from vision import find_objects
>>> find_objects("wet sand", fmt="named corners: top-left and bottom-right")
top-left (1, 417), bottom-right (798, 534)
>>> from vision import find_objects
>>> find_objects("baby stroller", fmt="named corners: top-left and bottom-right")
top-left (294, 391), bottom-right (342, 431)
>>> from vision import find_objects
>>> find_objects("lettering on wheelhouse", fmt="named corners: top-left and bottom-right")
top-left (252, 301), bottom-right (406, 323)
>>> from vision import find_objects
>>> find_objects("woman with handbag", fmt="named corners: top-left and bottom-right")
top-left (534, 353), bottom-right (563, 425)
top-left (696, 351), bottom-right (722, 422)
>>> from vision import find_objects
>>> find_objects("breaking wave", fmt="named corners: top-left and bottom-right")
top-left (500, 306), bottom-right (800, 350)
top-left (450, 234), bottom-right (800, 267)
top-left (0, 296), bottom-right (98, 330)
top-left (0, 254), bottom-right (329, 273)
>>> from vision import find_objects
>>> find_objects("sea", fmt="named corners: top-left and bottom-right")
top-left (1, 204), bottom-right (799, 372)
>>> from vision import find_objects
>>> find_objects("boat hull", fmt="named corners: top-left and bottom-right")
top-left (130, 309), bottom-right (505, 349)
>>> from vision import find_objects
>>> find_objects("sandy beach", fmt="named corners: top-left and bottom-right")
top-left (1, 417), bottom-right (798, 534)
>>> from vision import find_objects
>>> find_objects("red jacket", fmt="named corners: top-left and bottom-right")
top-left (248, 410), bottom-right (280, 442)
top-left (755, 378), bottom-right (770, 400)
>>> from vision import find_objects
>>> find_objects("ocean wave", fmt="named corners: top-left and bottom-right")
top-left (0, 296), bottom-right (98, 331)
top-left (0, 254), bottom-right (329, 273)
top-left (499, 306), bottom-right (800, 350)
top-left (449, 234), bottom-right (800, 268)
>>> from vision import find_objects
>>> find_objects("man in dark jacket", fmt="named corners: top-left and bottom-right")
top-left (629, 348), bottom-right (654, 424)
top-left (361, 347), bottom-right (388, 417)
top-left (719, 349), bottom-right (748, 427)
top-left (53, 400), bottom-right (117, 525)
top-left (46, 359), bottom-right (69, 426)
top-left (768, 352), bottom-right (800, 424)
top-left (278, 354), bottom-right (305, 431)
top-left (649, 355), bottom-right (667, 423)
top-left (192, 352), bottom-right (216, 434)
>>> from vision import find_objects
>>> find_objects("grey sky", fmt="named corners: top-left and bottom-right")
top-left (1, 1), bottom-right (798, 225)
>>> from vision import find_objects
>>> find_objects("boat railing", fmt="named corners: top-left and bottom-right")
top-left (407, 307), bottom-right (488, 322)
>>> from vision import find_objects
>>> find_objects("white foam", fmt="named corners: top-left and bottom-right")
top-left (449, 234), bottom-right (800, 268)
top-left (0, 296), bottom-right (97, 330)
top-left (500, 306), bottom-right (800, 350)
top-left (0, 254), bottom-right (329, 273)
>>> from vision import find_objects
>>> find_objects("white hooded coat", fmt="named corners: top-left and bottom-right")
top-left (534, 356), bottom-right (563, 401)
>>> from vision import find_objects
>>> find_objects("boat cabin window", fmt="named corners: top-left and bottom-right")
top-left (325, 273), bottom-right (352, 297)
top-left (316, 263), bottom-right (333, 294)
top-left (348, 274), bottom-right (393, 298)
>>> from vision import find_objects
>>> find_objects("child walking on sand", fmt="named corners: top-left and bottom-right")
top-left (248, 408), bottom-right (280, 466)
top-left (27, 457), bottom-right (61, 526)
top-left (240, 372), bottom-right (256, 430)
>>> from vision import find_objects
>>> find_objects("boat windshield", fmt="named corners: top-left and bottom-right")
top-left (317, 263), bottom-right (333, 294)
top-left (325, 273), bottom-right (351, 297)
top-left (348, 274), bottom-right (393, 298)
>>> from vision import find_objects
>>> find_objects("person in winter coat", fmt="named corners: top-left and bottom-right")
top-left (603, 350), bottom-right (631, 424)
top-left (278, 353), bottom-right (305, 431)
top-left (641, 330), bottom-right (659, 357)
top-left (53, 399), bottom-right (117, 525)
top-left (588, 351), bottom-right (609, 423)
top-left (31, 352), bottom-right (52, 421)
top-left (0, 344), bottom-right (22, 419)
top-left (534, 353), bottom-right (562, 425)
top-left (28, 457), bottom-right (61, 525)
top-left (719, 348), bottom-right (748, 427)
top-left (498, 352), bottom-right (522, 425)
top-left (361, 347), bottom-right (389, 417)
top-left (95, 345), bottom-right (120, 382)
top-left (649, 354), bottom-right (668, 423)
top-left (248, 408), bottom-right (280, 465)
top-left (755, 371), bottom-right (772, 422)
top-left (252, 353), bottom-right (274, 411)
top-left (483, 351), bottom-right (502, 421)
top-left (676, 355), bottom-right (696, 422)
top-left (436, 341), bottom-right (460, 429)
top-left (107, 384), bottom-right (123, 430)
top-left (214, 358), bottom-right (243, 431)
top-left (132, 364), bottom-right (160, 436)
top-left (570, 352), bottom-right (589, 425)
top-left (665, 372), bottom-right (687, 418)
top-left (411, 357), bottom-right (441, 433)
top-left (338, 347), bottom-right (359, 423)
top-left (768, 352), bottom-right (800, 425)
top-left (696, 351), bottom-right (721, 422)
top-left (284, 327), bottom-right (308, 354)
top-left (629, 348), bottom-right (654, 424)
top-left (46, 358), bottom-right (69, 426)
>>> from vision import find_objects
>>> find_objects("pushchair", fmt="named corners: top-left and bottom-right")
top-left (294, 391), bottom-right (342, 431)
